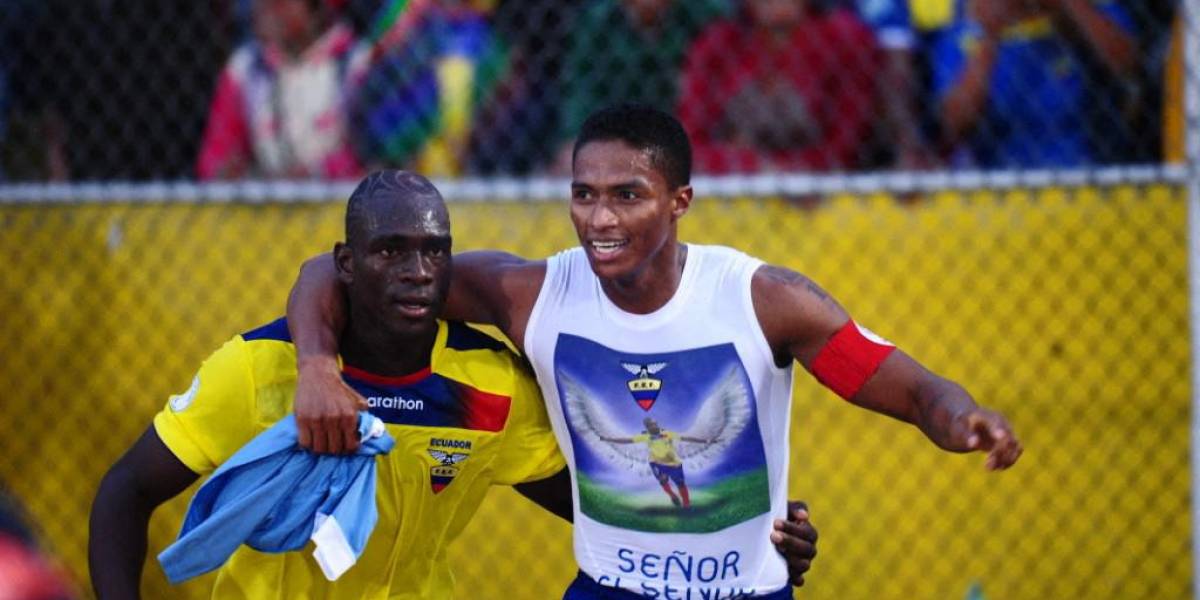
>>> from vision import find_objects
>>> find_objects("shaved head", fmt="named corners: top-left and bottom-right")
top-left (345, 170), bottom-right (448, 247)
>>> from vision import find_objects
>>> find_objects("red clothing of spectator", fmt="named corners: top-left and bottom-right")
top-left (678, 6), bottom-right (881, 174)
top-left (197, 22), bottom-right (367, 180)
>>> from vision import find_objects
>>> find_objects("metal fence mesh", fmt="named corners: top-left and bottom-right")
top-left (0, 0), bottom-right (1185, 181)
top-left (0, 184), bottom-right (1191, 599)
top-left (0, 0), bottom-right (1195, 598)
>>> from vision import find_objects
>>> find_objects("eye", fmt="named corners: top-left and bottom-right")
top-left (618, 190), bottom-right (639, 201)
top-left (378, 247), bottom-right (398, 258)
top-left (572, 188), bottom-right (594, 202)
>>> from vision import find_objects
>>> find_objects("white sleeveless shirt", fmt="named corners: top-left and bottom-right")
top-left (524, 244), bottom-right (795, 597)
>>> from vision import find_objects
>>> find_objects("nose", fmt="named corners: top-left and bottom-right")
top-left (396, 251), bottom-right (434, 285)
top-left (588, 201), bottom-right (619, 230)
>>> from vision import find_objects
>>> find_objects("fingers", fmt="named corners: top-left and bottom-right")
top-left (341, 412), bottom-right (361, 453)
top-left (298, 421), bottom-right (313, 451)
top-left (307, 421), bottom-right (328, 454)
top-left (968, 411), bottom-right (1022, 470)
top-left (325, 424), bottom-right (344, 455)
top-left (773, 518), bottom-right (816, 587)
top-left (986, 433), bottom-right (1023, 470)
top-left (772, 519), bottom-right (818, 555)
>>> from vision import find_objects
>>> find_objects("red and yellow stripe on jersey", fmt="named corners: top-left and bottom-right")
top-left (153, 318), bottom-right (564, 600)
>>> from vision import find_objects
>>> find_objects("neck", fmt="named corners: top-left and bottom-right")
top-left (600, 242), bottom-right (688, 314)
top-left (339, 314), bottom-right (437, 377)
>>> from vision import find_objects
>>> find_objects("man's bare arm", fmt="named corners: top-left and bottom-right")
top-left (286, 252), bottom-right (545, 453)
top-left (89, 427), bottom-right (199, 599)
top-left (753, 264), bottom-right (1021, 469)
top-left (287, 254), bottom-right (364, 454)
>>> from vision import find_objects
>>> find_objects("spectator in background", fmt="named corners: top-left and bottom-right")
top-left (552, 0), bottom-right (730, 171)
top-left (13, 0), bottom-right (227, 180)
top-left (197, 0), bottom-right (367, 180)
top-left (0, 490), bottom-right (74, 600)
top-left (349, 0), bottom-right (500, 177)
top-left (933, 0), bottom-right (1137, 168)
top-left (1162, 11), bottom-right (1182, 163)
top-left (856, 0), bottom-right (939, 169)
top-left (679, 0), bottom-right (882, 174)
top-left (462, 0), bottom-right (581, 175)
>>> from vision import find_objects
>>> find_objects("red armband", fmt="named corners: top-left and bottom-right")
top-left (810, 321), bottom-right (896, 400)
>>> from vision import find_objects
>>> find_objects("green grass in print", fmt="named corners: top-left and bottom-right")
top-left (577, 467), bottom-right (770, 533)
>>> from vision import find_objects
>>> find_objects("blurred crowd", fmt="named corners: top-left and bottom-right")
top-left (0, 0), bottom-right (1186, 181)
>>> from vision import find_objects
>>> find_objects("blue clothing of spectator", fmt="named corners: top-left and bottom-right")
top-left (930, 0), bottom-right (1134, 168)
top-left (857, 0), bottom-right (916, 50)
top-left (158, 412), bottom-right (394, 584)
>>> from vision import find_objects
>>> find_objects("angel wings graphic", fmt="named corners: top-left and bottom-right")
top-left (428, 449), bottom-right (470, 466)
top-left (621, 362), bottom-right (667, 378)
top-left (559, 366), bottom-right (752, 476)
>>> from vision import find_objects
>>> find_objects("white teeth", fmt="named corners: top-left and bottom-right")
top-left (591, 240), bottom-right (627, 252)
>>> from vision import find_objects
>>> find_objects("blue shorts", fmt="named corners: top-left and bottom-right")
top-left (650, 462), bottom-right (685, 485)
top-left (563, 570), bottom-right (793, 599)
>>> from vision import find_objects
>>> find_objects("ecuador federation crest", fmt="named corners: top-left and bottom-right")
top-left (427, 440), bottom-right (472, 494)
top-left (622, 362), bottom-right (666, 411)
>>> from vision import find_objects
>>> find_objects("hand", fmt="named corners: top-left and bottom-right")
top-left (295, 356), bottom-right (368, 454)
top-left (771, 501), bottom-right (818, 587)
top-left (958, 408), bottom-right (1023, 470)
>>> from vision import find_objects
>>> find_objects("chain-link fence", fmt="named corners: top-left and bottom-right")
top-left (0, 0), bottom-right (1196, 599)
top-left (0, 0), bottom-right (1186, 181)
top-left (0, 184), bottom-right (1191, 599)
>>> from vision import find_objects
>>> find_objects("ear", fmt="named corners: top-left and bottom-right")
top-left (671, 185), bottom-right (693, 220)
top-left (333, 242), bottom-right (354, 285)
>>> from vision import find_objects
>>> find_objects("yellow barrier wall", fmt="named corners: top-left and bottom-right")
top-left (0, 185), bottom-right (1190, 599)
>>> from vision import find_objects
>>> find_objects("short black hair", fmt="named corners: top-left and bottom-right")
top-left (345, 170), bottom-right (443, 246)
top-left (573, 104), bottom-right (692, 189)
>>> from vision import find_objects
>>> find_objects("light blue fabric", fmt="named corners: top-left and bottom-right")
top-left (158, 412), bottom-right (395, 584)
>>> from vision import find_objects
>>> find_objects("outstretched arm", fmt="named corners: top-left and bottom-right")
top-left (287, 251), bottom-right (546, 453)
top-left (753, 265), bottom-right (1021, 469)
top-left (598, 435), bottom-right (635, 444)
top-left (89, 427), bottom-right (199, 599)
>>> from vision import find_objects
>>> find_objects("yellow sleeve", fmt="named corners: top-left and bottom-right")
top-left (152, 336), bottom-right (257, 475)
top-left (632, 434), bottom-right (650, 443)
top-left (491, 362), bottom-right (566, 485)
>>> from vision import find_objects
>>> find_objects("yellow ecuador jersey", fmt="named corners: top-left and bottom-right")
top-left (631, 431), bottom-right (681, 466)
top-left (153, 318), bottom-right (564, 600)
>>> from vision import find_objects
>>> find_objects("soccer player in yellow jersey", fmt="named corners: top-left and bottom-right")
top-left (88, 171), bottom-right (573, 599)
top-left (601, 417), bottom-right (711, 508)
top-left (88, 170), bottom-right (820, 599)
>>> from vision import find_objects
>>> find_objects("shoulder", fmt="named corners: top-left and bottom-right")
top-left (456, 250), bottom-right (547, 283)
top-left (436, 321), bottom-right (523, 391)
top-left (751, 264), bottom-right (842, 312)
top-left (237, 317), bottom-right (299, 385)
top-left (751, 263), bottom-right (849, 359)
top-left (444, 320), bottom-right (509, 353)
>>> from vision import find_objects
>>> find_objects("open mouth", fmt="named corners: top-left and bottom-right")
top-left (391, 297), bottom-right (434, 318)
top-left (588, 239), bottom-right (629, 257)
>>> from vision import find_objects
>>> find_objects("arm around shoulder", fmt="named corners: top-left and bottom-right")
top-left (445, 251), bottom-right (545, 345)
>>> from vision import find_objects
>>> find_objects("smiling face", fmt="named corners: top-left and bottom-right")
top-left (570, 140), bottom-right (692, 286)
top-left (336, 173), bottom-right (452, 342)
